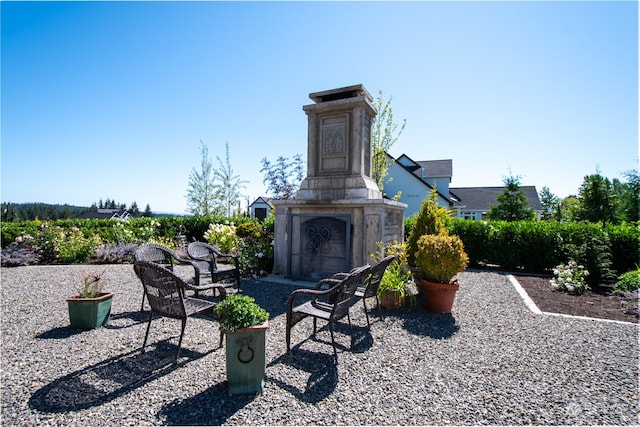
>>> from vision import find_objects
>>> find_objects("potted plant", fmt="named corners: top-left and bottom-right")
top-left (66, 271), bottom-right (113, 329)
top-left (213, 293), bottom-right (269, 395)
top-left (373, 241), bottom-right (413, 309)
top-left (414, 234), bottom-right (469, 313)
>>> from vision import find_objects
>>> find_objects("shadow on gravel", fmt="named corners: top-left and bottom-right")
top-left (158, 383), bottom-right (257, 425)
top-left (401, 312), bottom-right (459, 339)
top-left (29, 340), bottom-right (214, 413)
top-left (35, 327), bottom-right (85, 339)
top-left (35, 311), bottom-right (149, 339)
top-left (103, 310), bottom-right (149, 329)
top-left (267, 349), bottom-right (338, 403)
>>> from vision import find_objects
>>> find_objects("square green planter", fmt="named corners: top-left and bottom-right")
top-left (224, 321), bottom-right (268, 395)
top-left (67, 292), bottom-right (113, 330)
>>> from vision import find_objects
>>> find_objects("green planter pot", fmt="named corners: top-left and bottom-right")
top-left (224, 320), bottom-right (268, 395)
top-left (67, 292), bottom-right (113, 330)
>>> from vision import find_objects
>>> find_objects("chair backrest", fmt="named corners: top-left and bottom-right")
top-left (186, 242), bottom-right (218, 275)
top-left (134, 261), bottom-right (187, 319)
top-left (330, 264), bottom-right (371, 320)
top-left (135, 244), bottom-right (178, 272)
top-left (361, 255), bottom-right (396, 298)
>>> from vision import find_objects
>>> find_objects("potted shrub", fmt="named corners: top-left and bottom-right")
top-left (213, 294), bottom-right (269, 395)
top-left (406, 190), bottom-right (451, 266)
top-left (66, 271), bottom-right (113, 329)
top-left (414, 234), bottom-right (469, 313)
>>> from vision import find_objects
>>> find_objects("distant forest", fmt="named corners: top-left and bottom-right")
top-left (1, 199), bottom-right (154, 222)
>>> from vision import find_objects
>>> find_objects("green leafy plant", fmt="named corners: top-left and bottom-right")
top-left (213, 294), bottom-right (269, 333)
top-left (415, 234), bottom-right (469, 284)
top-left (371, 241), bottom-right (412, 300)
top-left (613, 268), bottom-right (640, 293)
top-left (549, 260), bottom-right (590, 295)
top-left (76, 271), bottom-right (106, 298)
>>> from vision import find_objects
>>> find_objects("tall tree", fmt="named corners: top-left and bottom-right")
top-left (371, 90), bottom-right (406, 195)
top-left (129, 201), bottom-right (140, 217)
top-left (616, 169), bottom-right (639, 222)
top-left (260, 154), bottom-right (305, 199)
top-left (142, 204), bottom-right (153, 217)
top-left (538, 186), bottom-right (560, 220)
top-left (212, 142), bottom-right (248, 217)
top-left (487, 174), bottom-right (534, 221)
top-left (186, 141), bottom-right (217, 216)
top-left (577, 172), bottom-right (616, 224)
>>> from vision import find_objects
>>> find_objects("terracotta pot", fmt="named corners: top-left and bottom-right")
top-left (418, 279), bottom-right (459, 313)
top-left (379, 289), bottom-right (404, 309)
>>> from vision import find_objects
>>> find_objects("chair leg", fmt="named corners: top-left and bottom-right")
top-left (219, 328), bottom-right (224, 348)
top-left (285, 312), bottom-right (293, 353)
top-left (140, 291), bottom-right (146, 312)
top-left (176, 318), bottom-right (187, 361)
top-left (362, 298), bottom-right (371, 329)
top-left (347, 312), bottom-right (354, 348)
top-left (142, 311), bottom-right (154, 351)
top-left (328, 321), bottom-right (338, 362)
top-left (376, 295), bottom-right (383, 320)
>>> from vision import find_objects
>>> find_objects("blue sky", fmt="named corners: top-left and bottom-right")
top-left (2, 1), bottom-right (637, 215)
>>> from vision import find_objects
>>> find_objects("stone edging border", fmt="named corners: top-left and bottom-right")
top-left (507, 274), bottom-right (635, 325)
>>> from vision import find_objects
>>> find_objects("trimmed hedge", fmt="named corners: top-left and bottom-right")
top-left (446, 219), bottom-right (637, 282)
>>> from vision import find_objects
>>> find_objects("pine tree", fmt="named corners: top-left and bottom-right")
top-left (487, 175), bottom-right (534, 221)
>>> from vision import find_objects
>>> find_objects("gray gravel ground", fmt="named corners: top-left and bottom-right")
top-left (1, 264), bottom-right (638, 426)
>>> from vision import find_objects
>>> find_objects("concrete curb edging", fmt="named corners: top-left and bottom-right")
top-left (507, 274), bottom-right (635, 325)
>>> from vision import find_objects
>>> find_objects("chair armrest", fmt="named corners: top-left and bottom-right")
top-left (314, 278), bottom-right (341, 290)
top-left (171, 257), bottom-right (202, 286)
top-left (185, 282), bottom-right (227, 299)
top-left (287, 279), bottom-right (341, 312)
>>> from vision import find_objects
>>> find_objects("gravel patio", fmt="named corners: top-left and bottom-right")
top-left (1, 264), bottom-right (638, 426)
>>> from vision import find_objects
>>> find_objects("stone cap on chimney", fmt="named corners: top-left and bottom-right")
top-left (309, 84), bottom-right (373, 104)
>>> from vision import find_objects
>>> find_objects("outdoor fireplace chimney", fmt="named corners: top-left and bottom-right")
top-left (272, 84), bottom-right (406, 281)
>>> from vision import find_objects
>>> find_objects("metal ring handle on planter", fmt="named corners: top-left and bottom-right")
top-left (237, 337), bottom-right (254, 364)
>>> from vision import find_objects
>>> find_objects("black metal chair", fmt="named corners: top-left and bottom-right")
top-left (353, 255), bottom-right (396, 328)
top-left (187, 241), bottom-right (241, 292)
top-left (285, 264), bottom-right (371, 362)
top-left (133, 261), bottom-right (226, 361)
top-left (134, 243), bottom-right (225, 311)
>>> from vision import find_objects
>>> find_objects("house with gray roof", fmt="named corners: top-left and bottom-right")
top-left (449, 186), bottom-right (542, 220)
top-left (385, 153), bottom-right (542, 220)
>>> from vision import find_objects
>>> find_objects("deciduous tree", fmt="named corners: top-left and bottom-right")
top-left (371, 90), bottom-right (406, 195)
top-left (186, 141), bottom-right (218, 216)
top-left (260, 154), bottom-right (304, 199)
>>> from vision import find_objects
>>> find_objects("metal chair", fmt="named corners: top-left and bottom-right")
top-left (285, 264), bottom-right (371, 362)
top-left (353, 255), bottom-right (396, 328)
top-left (135, 243), bottom-right (219, 311)
top-left (133, 261), bottom-right (226, 361)
top-left (187, 241), bottom-right (241, 292)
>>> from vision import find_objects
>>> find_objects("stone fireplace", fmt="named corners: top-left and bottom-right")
top-left (272, 84), bottom-right (406, 281)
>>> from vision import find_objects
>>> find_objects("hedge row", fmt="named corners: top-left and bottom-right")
top-left (0, 215), bottom-right (257, 249)
top-left (446, 219), bottom-right (638, 282)
top-left (2, 216), bottom-right (637, 283)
